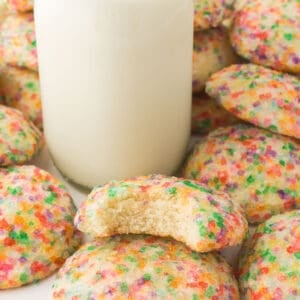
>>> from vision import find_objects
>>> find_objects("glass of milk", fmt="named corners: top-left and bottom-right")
top-left (35, 0), bottom-right (193, 188)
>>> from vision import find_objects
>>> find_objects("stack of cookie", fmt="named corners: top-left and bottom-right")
top-left (191, 1), bottom-right (240, 135)
top-left (0, 84), bottom-right (81, 290)
top-left (184, 0), bottom-right (300, 297)
top-left (0, 102), bottom-right (81, 290)
top-left (53, 175), bottom-right (248, 298)
top-left (0, 0), bottom-right (42, 130)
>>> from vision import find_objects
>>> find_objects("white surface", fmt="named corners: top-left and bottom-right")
top-left (35, 0), bottom-right (193, 187)
top-left (0, 146), bottom-right (242, 300)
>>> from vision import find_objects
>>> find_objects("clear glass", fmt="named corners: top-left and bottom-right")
top-left (35, 0), bottom-right (193, 188)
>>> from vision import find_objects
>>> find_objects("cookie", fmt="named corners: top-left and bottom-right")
top-left (206, 64), bottom-right (300, 139)
top-left (192, 95), bottom-right (238, 134)
top-left (183, 124), bottom-right (300, 224)
top-left (75, 174), bottom-right (247, 253)
top-left (239, 210), bottom-right (300, 299)
top-left (1, 66), bottom-right (42, 130)
top-left (193, 0), bottom-right (234, 30)
top-left (0, 165), bottom-right (81, 289)
top-left (0, 104), bottom-right (42, 166)
top-left (1, 13), bottom-right (37, 71)
top-left (193, 29), bottom-right (239, 93)
top-left (7, 0), bottom-right (33, 12)
top-left (53, 235), bottom-right (239, 300)
top-left (230, 0), bottom-right (300, 73)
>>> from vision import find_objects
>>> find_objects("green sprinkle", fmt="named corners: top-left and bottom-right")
top-left (288, 143), bottom-right (295, 151)
top-left (120, 282), bottom-right (129, 293)
top-left (227, 148), bottom-right (235, 156)
top-left (263, 225), bottom-right (273, 234)
top-left (19, 273), bottom-right (28, 283)
top-left (7, 186), bottom-right (22, 195)
top-left (108, 187), bottom-right (117, 198)
top-left (9, 230), bottom-right (29, 245)
top-left (198, 119), bottom-right (211, 130)
top-left (117, 265), bottom-right (129, 273)
top-left (193, 295), bottom-right (200, 300)
top-left (205, 286), bottom-right (215, 297)
top-left (247, 175), bottom-right (255, 184)
top-left (143, 274), bottom-right (151, 281)
top-left (65, 215), bottom-right (73, 222)
top-left (294, 252), bottom-right (300, 259)
top-left (208, 232), bottom-right (215, 239)
top-left (213, 212), bottom-right (224, 228)
top-left (191, 252), bottom-right (200, 261)
top-left (25, 82), bottom-right (36, 90)
top-left (126, 256), bottom-right (138, 263)
top-left (284, 33), bottom-right (294, 41)
top-left (45, 192), bottom-right (57, 204)
top-left (268, 124), bottom-right (278, 132)
top-left (279, 160), bottom-right (285, 166)
top-left (198, 222), bottom-right (208, 236)
top-left (244, 272), bottom-right (250, 282)
top-left (168, 187), bottom-right (177, 195)
top-left (139, 246), bottom-right (147, 253)
top-left (249, 82), bottom-right (256, 89)
top-left (87, 245), bottom-right (97, 251)
top-left (183, 180), bottom-right (211, 193)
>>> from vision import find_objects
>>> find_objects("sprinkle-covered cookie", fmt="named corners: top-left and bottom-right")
top-left (230, 0), bottom-right (300, 73)
top-left (239, 210), bottom-right (300, 299)
top-left (53, 235), bottom-right (239, 300)
top-left (193, 0), bottom-right (234, 30)
top-left (0, 165), bottom-right (81, 289)
top-left (0, 105), bottom-right (42, 166)
top-left (206, 64), bottom-right (300, 139)
top-left (1, 13), bottom-right (37, 71)
top-left (75, 174), bottom-right (247, 253)
top-left (193, 29), bottom-right (239, 93)
top-left (1, 66), bottom-right (42, 130)
top-left (7, 0), bottom-right (33, 12)
top-left (183, 124), bottom-right (300, 224)
top-left (192, 95), bottom-right (238, 134)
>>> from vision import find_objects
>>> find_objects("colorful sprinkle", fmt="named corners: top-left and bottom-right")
top-left (230, 0), bottom-right (300, 73)
top-left (0, 104), bottom-right (42, 166)
top-left (193, 29), bottom-right (239, 93)
top-left (239, 210), bottom-right (300, 299)
top-left (183, 124), bottom-right (300, 224)
top-left (1, 66), bottom-right (42, 130)
top-left (192, 95), bottom-right (239, 134)
top-left (0, 165), bottom-right (81, 289)
top-left (53, 235), bottom-right (239, 299)
top-left (1, 13), bottom-right (37, 71)
top-left (193, 0), bottom-right (234, 30)
top-left (206, 64), bottom-right (300, 139)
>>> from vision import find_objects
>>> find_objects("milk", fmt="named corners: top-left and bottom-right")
top-left (35, 0), bottom-right (193, 188)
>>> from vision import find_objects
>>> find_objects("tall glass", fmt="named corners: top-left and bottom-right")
top-left (35, 0), bottom-right (193, 188)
